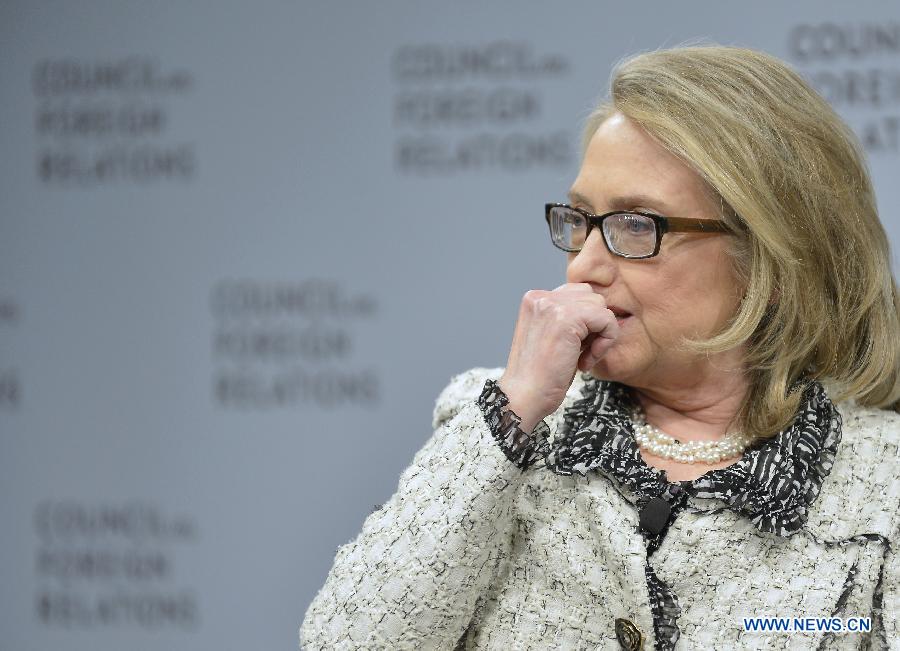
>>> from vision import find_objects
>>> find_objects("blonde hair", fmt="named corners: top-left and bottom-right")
top-left (583, 45), bottom-right (900, 440)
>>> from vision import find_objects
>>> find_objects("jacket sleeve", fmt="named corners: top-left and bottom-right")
top-left (871, 540), bottom-right (900, 649)
top-left (299, 367), bottom-right (532, 650)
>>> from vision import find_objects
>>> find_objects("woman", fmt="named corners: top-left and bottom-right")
top-left (300, 45), bottom-right (900, 650)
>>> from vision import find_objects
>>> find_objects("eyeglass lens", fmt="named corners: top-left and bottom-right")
top-left (549, 206), bottom-right (657, 257)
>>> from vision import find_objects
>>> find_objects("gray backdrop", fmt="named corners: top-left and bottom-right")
top-left (1, 2), bottom-right (898, 650)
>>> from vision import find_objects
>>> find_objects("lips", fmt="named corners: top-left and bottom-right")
top-left (607, 306), bottom-right (632, 328)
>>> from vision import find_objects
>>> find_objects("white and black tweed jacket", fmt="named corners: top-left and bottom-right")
top-left (299, 367), bottom-right (900, 650)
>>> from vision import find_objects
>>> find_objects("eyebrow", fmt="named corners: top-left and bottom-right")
top-left (567, 189), bottom-right (676, 216)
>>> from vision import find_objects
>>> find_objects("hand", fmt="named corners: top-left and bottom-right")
top-left (497, 283), bottom-right (620, 433)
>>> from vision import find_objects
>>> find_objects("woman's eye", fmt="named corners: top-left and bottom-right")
top-left (623, 216), bottom-right (653, 234)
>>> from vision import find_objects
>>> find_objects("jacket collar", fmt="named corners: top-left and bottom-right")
top-left (544, 373), bottom-right (842, 537)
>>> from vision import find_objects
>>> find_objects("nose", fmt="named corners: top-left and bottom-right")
top-left (565, 227), bottom-right (618, 287)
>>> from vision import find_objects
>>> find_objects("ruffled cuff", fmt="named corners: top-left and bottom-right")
top-left (476, 378), bottom-right (551, 471)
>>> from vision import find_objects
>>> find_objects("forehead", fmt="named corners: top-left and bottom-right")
top-left (570, 113), bottom-right (716, 216)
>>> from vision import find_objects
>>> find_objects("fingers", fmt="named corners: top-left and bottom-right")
top-left (553, 282), bottom-right (594, 293)
top-left (580, 332), bottom-right (597, 352)
top-left (578, 333), bottom-right (616, 371)
top-left (504, 282), bottom-right (621, 417)
top-left (553, 285), bottom-right (612, 328)
top-left (525, 286), bottom-right (616, 343)
top-left (591, 333), bottom-right (616, 356)
top-left (578, 303), bottom-right (619, 340)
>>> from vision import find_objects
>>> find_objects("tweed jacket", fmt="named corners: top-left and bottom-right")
top-left (299, 367), bottom-right (900, 650)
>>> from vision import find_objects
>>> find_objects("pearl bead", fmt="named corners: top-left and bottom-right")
top-left (630, 405), bottom-right (750, 464)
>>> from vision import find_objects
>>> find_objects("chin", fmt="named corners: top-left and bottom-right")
top-left (589, 350), bottom-right (645, 385)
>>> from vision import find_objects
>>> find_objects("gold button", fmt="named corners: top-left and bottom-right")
top-left (615, 617), bottom-right (644, 650)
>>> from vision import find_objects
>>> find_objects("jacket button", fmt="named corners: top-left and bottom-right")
top-left (615, 618), bottom-right (644, 650)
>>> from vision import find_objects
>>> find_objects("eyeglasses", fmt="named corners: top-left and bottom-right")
top-left (545, 203), bottom-right (730, 259)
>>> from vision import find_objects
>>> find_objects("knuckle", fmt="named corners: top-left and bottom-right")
top-left (522, 289), bottom-right (543, 305)
top-left (531, 295), bottom-right (554, 313)
top-left (564, 325), bottom-right (583, 341)
top-left (547, 300), bottom-right (569, 319)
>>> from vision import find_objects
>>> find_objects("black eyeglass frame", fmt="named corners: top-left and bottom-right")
top-left (544, 202), bottom-right (731, 259)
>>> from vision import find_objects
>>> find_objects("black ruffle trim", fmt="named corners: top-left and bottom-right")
top-left (476, 378), bottom-right (551, 471)
top-left (544, 379), bottom-right (675, 500)
top-left (687, 381), bottom-right (842, 536)
top-left (645, 563), bottom-right (680, 650)
top-left (545, 373), bottom-right (842, 538)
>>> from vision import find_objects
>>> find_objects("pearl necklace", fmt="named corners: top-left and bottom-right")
top-left (630, 405), bottom-right (752, 464)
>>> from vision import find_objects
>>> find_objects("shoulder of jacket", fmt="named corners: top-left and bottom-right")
top-left (431, 366), bottom-right (505, 430)
top-left (806, 400), bottom-right (900, 542)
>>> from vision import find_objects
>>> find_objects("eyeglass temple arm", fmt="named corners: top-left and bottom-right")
top-left (664, 217), bottom-right (730, 233)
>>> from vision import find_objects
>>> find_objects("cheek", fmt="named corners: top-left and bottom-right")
top-left (629, 277), bottom-right (685, 336)
top-left (632, 267), bottom-right (736, 339)
top-left (611, 238), bottom-right (742, 350)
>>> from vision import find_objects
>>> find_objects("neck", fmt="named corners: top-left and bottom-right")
top-left (628, 351), bottom-right (750, 442)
